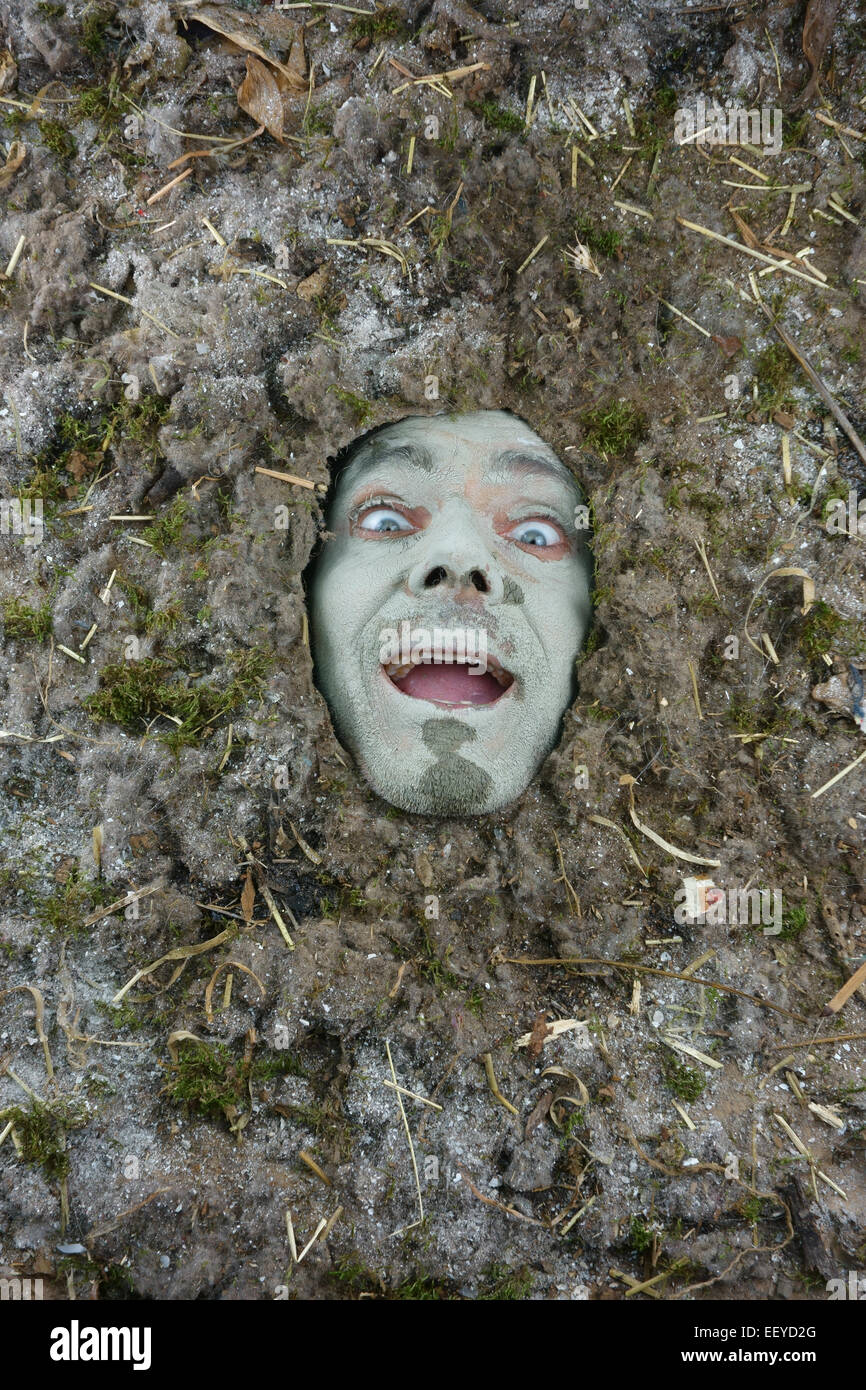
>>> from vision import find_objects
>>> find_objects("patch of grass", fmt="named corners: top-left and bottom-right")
top-left (2, 596), bottom-right (53, 640)
top-left (0, 1098), bottom-right (88, 1181)
top-left (468, 98), bottom-right (524, 134)
top-left (580, 399), bottom-right (645, 456)
top-left (663, 1056), bottom-right (706, 1102)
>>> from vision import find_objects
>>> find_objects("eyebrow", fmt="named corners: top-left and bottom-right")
top-left (344, 443), bottom-right (435, 484)
top-left (489, 450), bottom-right (575, 486)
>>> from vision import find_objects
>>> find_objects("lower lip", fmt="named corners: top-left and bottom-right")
top-left (380, 667), bottom-right (513, 710)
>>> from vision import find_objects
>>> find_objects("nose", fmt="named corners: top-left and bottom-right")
top-left (407, 550), bottom-right (504, 604)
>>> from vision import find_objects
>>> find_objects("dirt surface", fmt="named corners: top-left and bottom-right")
top-left (1, 0), bottom-right (865, 1302)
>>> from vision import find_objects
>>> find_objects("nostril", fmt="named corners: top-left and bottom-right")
top-left (424, 566), bottom-right (447, 588)
top-left (469, 569), bottom-right (489, 593)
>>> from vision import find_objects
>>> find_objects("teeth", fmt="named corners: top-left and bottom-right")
top-left (382, 657), bottom-right (514, 687)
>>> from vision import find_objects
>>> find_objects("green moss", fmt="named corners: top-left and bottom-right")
top-left (2, 596), bottom-right (53, 640)
top-left (799, 600), bottom-right (865, 664)
top-left (630, 1215), bottom-right (654, 1253)
top-left (83, 648), bottom-right (271, 748)
top-left (0, 1098), bottom-right (87, 1181)
top-left (115, 575), bottom-right (151, 627)
top-left (80, 2), bottom-right (116, 56)
top-left (327, 1256), bottom-right (458, 1300)
top-left (782, 112), bottom-right (809, 148)
top-left (580, 399), bottom-right (645, 456)
top-left (144, 600), bottom-right (183, 635)
top-left (754, 342), bottom-right (796, 413)
top-left (349, 5), bottom-right (406, 40)
top-left (329, 387), bottom-right (373, 427)
top-left (467, 98), bottom-right (524, 134)
top-left (663, 1056), bottom-right (706, 1102)
top-left (303, 103), bottom-right (334, 136)
top-left (32, 866), bottom-right (114, 937)
top-left (38, 121), bottom-right (77, 162)
top-left (779, 903), bottom-right (808, 940)
top-left (574, 213), bottom-right (623, 259)
top-left (167, 1039), bottom-right (305, 1129)
top-left (477, 1262), bottom-right (533, 1299)
top-left (141, 496), bottom-right (189, 556)
top-left (652, 85), bottom-right (678, 119)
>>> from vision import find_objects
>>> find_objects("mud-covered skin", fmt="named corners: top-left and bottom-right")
top-left (309, 411), bottom-right (593, 814)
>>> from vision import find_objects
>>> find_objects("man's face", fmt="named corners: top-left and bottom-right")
top-left (308, 410), bottom-right (593, 815)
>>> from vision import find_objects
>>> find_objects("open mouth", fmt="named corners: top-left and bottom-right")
top-left (382, 653), bottom-right (514, 708)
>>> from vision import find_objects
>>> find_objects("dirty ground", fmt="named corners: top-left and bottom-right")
top-left (0, 0), bottom-right (865, 1302)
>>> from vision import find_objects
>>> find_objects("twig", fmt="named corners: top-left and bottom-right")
top-left (482, 1052), bottom-right (518, 1115)
top-left (385, 1040), bottom-right (424, 1234)
top-left (758, 302), bottom-right (866, 468)
top-left (676, 216), bottom-right (840, 292)
top-left (500, 957), bottom-right (810, 1022)
top-left (824, 960), bottom-right (866, 1015)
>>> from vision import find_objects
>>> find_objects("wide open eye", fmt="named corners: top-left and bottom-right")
top-left (507, 518), bottom-right (564, 547)
top-left (357, 506), bottom-right (414, 534)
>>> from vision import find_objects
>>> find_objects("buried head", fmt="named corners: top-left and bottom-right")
top-left (307, 410), bottom-right (593, 815)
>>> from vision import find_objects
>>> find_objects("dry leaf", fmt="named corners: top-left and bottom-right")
top-left (284, 28), bottom-right (308, 92)
top-left (0, 139), bottom-right (25, 191)
top-left (187, 5), bottom-right (308, 84)
top-left (711, 333), bottom-right (742, 358)
top-left (237, 54), bottom-right (286, 143)
top-left (524, 1089), bottom-right (553, 1139)
top-left (797, 0), bottom-right (841, 108)
top-left (414, 852), bottom-right (433, 888)
top-left (0, 48), bottom-right (17, 94)
top-left (527, 1011), bottom-right (551, 1059)
top-left (53, 855), bottom-right (77, 884)
top-left (66, 448), bottom-right (103, 482)
top-left (296, 263), bottom-right (331, 301)
top-left (241, 867), bottom-right (255, 922)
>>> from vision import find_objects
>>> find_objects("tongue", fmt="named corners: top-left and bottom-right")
top-left (393, 663), bottom-right (504, 706)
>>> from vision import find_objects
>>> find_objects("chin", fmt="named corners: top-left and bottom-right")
top-left (319, 640), bottom-right (577, 817)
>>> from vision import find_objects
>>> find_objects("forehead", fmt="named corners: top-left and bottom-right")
top-left (336, 414), bottom-right (579, 497)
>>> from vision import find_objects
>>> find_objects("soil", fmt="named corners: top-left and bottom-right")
top-left (1, 0), bottom-right (864, 1302)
